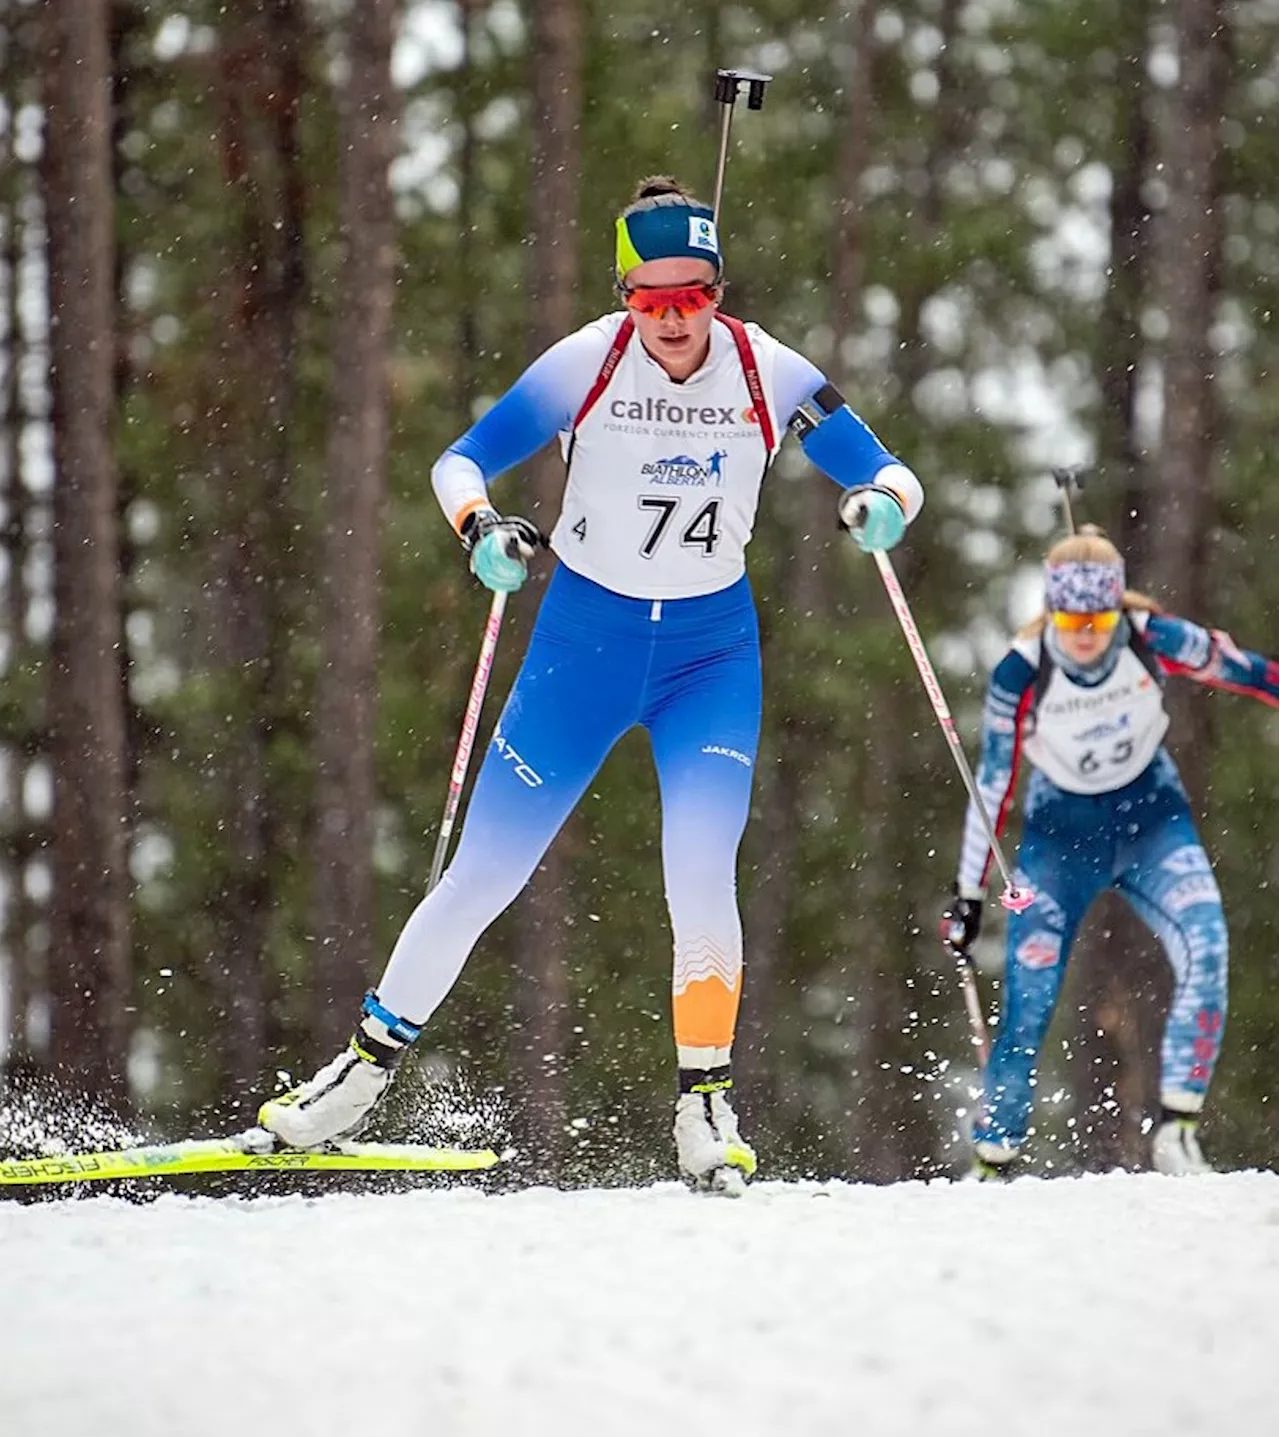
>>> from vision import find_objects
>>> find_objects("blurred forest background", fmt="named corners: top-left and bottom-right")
top-left (0, 0), bottom-right (1275, 1183)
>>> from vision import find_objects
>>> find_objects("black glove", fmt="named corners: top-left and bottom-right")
top-left (940, 887), bottom-right (983, 957)
top-left (459, 508), bottom-right (544, 556)
top-left (835, 485), bottom-right (907, 553)
top-left (459, 510), bottom-right (546, 593)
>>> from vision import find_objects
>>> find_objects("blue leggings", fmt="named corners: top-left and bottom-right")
top-left (976, 761), bottom-right (1229, 1151)
top-left (377, 564), bottom-right (762, 1046)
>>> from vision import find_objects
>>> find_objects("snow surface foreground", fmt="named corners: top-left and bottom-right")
top-left (1, 1171), bottom-right (1275, 1437)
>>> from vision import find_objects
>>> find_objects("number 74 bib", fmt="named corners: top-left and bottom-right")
top-left (549, 313), bottom-right (780, 601)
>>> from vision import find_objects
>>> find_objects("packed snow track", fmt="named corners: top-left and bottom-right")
top-left (2, 1170), bottom-right (1274, 1437)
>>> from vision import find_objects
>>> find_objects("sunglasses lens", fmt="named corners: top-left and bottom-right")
top-left (623, 284), bottom-right (716, 318)
top-left (1052, 610), bottom-right (1121, 633)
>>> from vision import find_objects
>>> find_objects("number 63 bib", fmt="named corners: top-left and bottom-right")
top-left (1023, 642), bottom-right (1170, 794)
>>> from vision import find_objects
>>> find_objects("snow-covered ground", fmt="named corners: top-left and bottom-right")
top-left (2, 1171), bottom-right (1275, 1437)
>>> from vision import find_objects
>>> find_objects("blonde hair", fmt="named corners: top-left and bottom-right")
top-left (1017, 525), bottom-right (1160, 638)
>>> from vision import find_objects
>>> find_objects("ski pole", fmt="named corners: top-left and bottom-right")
top-left (866, 547), bottom-right (1034, 915)
top-left (1051, 465), bottom-right (1086, 535)
top-left (955, 948), bottom-right (991, 1066)
top-left (710, 68), bottom-right (772, 224)
top-left (427, 588), bottom-right (507, 892)
top-left (863, 547), bottom-right (1029, 1063)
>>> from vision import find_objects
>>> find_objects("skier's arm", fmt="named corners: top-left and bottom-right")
top-left (1142, 612), bottom-right (1279, 708)
top-left (772, 343), bottom-right (924, 523)
top-left (956, 647), bottom-right (1038, 896)
top-left (431, 322), bottom-right (615, 534)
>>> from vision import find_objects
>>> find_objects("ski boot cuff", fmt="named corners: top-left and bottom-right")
top-left (351, 992), bottom-right (422, 1068)
top-left (678, 1064), bottom-right (734, 1096)
top-left (1159, 1090), bottom-right (1204, 1118)
top-left (973, 1138), bottom-right (1019, 1167)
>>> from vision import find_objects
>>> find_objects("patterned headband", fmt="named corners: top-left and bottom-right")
top-left (1044, 559), bottom-right (1125, 612)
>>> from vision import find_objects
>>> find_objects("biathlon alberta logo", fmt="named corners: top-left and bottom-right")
top-left (640, 450), bottom-right (728, 486)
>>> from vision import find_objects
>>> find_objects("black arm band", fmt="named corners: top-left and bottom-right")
top-left (811, 383), bottom-right (844, 415)
top-left (786, 382), bottom-right (848, 441)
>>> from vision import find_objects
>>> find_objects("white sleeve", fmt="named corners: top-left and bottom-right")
top-left (770, 342), bottom-right (827, 424)
top-left (430, 452), bottom-right (490, 532)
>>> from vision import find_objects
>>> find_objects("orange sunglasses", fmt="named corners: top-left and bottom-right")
top-left (619, 282), bottom-right (720, 319)
top-left (1050, 609), bottom-right (1122, 633)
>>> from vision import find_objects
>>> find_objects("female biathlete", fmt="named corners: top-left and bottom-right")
top-left (259, 177), bottom-right (925, 1193)
top-left (943, 526), bottom-right (1277, 1177)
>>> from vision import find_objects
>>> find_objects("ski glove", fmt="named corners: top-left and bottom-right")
top-left (838, 485), bottom-right (907, 553)
top-left (461, 509), bottom-right (544, 593)
top-left (940, 887), bottom-right (983, 957)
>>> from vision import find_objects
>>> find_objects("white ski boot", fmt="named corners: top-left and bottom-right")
top-left (673, 1069), bottom-right (757, 1198)
top-left (965, 1138), bottom-right (1017, 1183)
top-left (1152, 1112), bottom-right (1211, 1176)
top-left (258, 993), bottom-right (420, 1150)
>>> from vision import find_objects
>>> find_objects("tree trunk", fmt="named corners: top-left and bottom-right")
top-left (1065, 0), bottom-right (1224, 1172)
top-left (311, 0), bottom-right (398, 1055)
top-left (1137, 0), bottom-right (1224, 1115)
top-left (1148, 0), bottom-right (1222, 640)
top-left (1096, 8), bottom-right (1155, 519)
top-left (204, 2), bottom-right (307, 1095)
top-left (109, 3), bottom-right (147, 808)
top-left (1066, 2), bottom-right (1166, 1172)
top-left (842, 0), bottom-right (959, 1181)
top-left (43, 0), bottom-right (131, 1098)
top-left (741, 0), bottom-right (877, 1155)
top-left (512, 0), bottom-right (581, 1176)
top-left (453, 0), bottom-right (480, 427)
top-left (1, 3), bottom-right (39, 1065)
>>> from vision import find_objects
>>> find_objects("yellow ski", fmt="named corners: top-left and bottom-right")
top-left (0, 1136), bottom-right (501, 1186)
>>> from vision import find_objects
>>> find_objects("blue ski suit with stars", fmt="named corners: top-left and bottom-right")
top-left (956, 610), bottom-right (1277, 1154)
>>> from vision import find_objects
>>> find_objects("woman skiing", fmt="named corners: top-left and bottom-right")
top-left (258, 176), bottom-right (925, 1192)
top-left (943, 525), bottom-right (1277, 1177)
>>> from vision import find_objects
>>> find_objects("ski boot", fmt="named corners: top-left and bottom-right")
top-left (673, 1066), bottom-right (757, 1198)
top-left (965, 1138), bottom-right (1017, 1183)
top-left (258, 992), bottom-right (420, 1149)
top-left (1151, 1109), bottom-right (1211, 1176)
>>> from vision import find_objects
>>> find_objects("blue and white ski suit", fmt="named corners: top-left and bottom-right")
top-left (377, 313), bottom-right (923, 1059)
top-left (957, 612), bottom-right (1278, 1152)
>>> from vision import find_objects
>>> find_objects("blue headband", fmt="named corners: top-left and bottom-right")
top-left (615, 202), bottom-right (722, 279)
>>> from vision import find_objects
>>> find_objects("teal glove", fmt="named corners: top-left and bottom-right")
top-left (461, 510), bottom-right (543, 593)
top-left (838, 485), bottom-right (907, 553)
